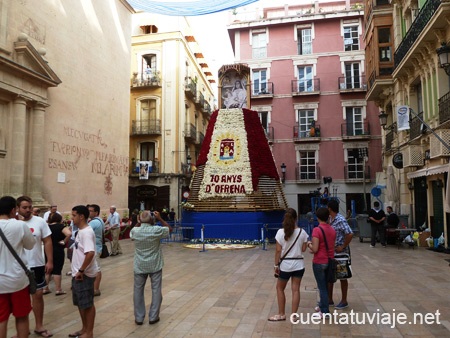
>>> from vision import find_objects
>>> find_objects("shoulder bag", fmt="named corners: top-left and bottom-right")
top-left (0, 226), bottom-right (37, 294)
top-left (318, 226), bottom-right (337, 284)
top-left (274, 228), bottom-right (302, 278)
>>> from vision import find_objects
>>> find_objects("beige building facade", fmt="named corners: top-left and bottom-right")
top-left (128, 13), bottom-right (216, 217)
top-left (0, 0), bottom-right (133, 216)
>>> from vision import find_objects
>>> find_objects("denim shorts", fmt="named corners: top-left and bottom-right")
top-left (279, 268), bottom-right (305, 281)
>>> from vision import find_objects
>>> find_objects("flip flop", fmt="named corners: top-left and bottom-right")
top-left (34, 329), bottom-right (53, 337)
top-left (55, 291), bottom-right (66, 296)
top-left (268, 314), bottom-right (286, 321)
top-left (68, 332), bottom-right (82, 338)
top-left (42, 290), bottom-right (51, 295)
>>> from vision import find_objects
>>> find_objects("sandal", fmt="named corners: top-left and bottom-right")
top-left (55, 290), bottom-right (66, 296)
top-left (68, 332), bottom-right (82, 338)
top-left (268, 314), bottom-right (286, 321)
top-left (34, 329), bottom-right (53, 337)
top-left (42, 289), bottom-right (52, 295)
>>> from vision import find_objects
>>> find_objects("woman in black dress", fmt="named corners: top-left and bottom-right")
top-left (43, 212), bottom-right (71, 295)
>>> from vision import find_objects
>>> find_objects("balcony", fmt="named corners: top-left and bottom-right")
top-left (195, 92), bottom-right (205, 110)
top-left (341, 122), bottom-right (370, 140)
top-left (251, 82), bottom-right (274, 98)
top-left (293, 125), bottom-right (321, 142)
top-left (203, 101), bottom-right (212, 116)
top-left (184, 123), bottom-right (197, 143)
top-left (291, 79), bottom-right (320, 96)
top-left (295, 165), bottom-right (321, 184)
top-left (439, 91), bottom-right (450, 125)
top-left (338, 75), bottom-right (367, 93)
top-left (409, 111), bottom-right (424, 141)
top-left (385, 129), bottom-right (394, 152)
top-left (265, 127), bottom-right (274, 143)
top-left (130, 159), bottom-right (160, 176)
top-left (131, 71), bottom-right (161, 88)
top-left (394, 0), bottom-right (441, 69)
top-left (131, 119), bottom-right (162, 136)
top-left (196, 131), bottom-right (205, 146)
top-left (185, 79), bottom-right (197, 100)
top-left (344, 165), bottom-right (371, 182)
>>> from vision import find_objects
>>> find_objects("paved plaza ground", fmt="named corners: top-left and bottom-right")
top-left (7, 237), bottom-right (450, 337)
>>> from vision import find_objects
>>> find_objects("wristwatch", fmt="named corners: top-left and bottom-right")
top-left (78, 269), bottom-right (85, 273)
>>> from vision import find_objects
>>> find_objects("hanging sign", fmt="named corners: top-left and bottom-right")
top-left (392, 153), bottom-right (403, 169)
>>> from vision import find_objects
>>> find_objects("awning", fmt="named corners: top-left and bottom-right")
top-left (406, 163), bottom-right (449, 179)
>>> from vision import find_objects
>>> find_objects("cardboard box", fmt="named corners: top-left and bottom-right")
top-left (418, 232), bottom-right (431, 247)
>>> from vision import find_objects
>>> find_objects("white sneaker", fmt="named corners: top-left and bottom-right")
top-left (370, 245), bottom-right (375, 248)
top-left (314, 306), bottom-right (320, 312)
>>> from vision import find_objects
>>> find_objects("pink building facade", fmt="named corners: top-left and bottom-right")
top-left (227, 1), bottom-right (382, 216)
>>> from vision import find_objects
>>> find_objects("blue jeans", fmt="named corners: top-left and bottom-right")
top-left (312, 263), bottom-right (329, 313)
top-left (133, 270), bottom-right (162, 322)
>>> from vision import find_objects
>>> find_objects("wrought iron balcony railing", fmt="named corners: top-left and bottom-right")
top-left (130, 159), bottom-right (159, 175)
top-left (394, 0), bottom-right (440, 69)
top-left (265, 127), bottom-right (274, 142)
top-left (185, 79), bottom-right (197, 99)
top-left (197, 131), bottom-right (205, 145)
top-left (439, 91), bottom-right (450, 125)
top-left (409, 111), bottom-right (424, 140)
top-left (131, 71), bottom-right (161, 87)
top-left (385, 129), bottom-right (394, 151)
top-left (184, 123), bottom-right (197, 142)
top-left (293, 124), bottom-right (321, 140)
top-left (251, 82), bottom-right (274, 97)
top-left (338, 75), bottom-right (367, 91)
top-left (341, 122), bottom-right (370, 137)
top-left (131, 119), bottom-right (162, 135)
top-left (291, 78), bottom-right (320, 94)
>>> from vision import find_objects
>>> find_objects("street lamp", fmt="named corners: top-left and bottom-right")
top-left (281, 163), bottom-right (286, 183)
top-left (437, 42), bottom-right (450, 76)
top-left (378, 111), bottom-right (396, 131)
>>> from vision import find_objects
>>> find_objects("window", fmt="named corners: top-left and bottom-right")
top-left (347, 148), bottom-right (366, 179)
top-left (252, 69), bottom-right (267, 94)
top-left (139, 99), bottom-right (158, 132)
top-left (252, 31), bottom-right (267, 58)
top-left (345, 107), bottom-right (364, 136)
top-left (344, 63), bottom-right (360, 89)
top-left (344, 26), bottom-right (359, 51)
top-left (298, 66), bottom-right (314, 92)
top-left (140, 142), bottom-right (156, 162)
top-left (298, 110), bottom-right (315, 138)
top-left (258, 111), bottom-right (269, 134)
top-left (299, 151), bottom-right (317, 180)
top-left (141, 25), bottom-right (158, 34)
top-left (297, 28), bottom-right (312, 55)
top-left (378, 28), bottom-right (392, 62)
top-left (416, 83), bottom-right (423, 114)
top-left (142, 54), bottom-right (157, 81)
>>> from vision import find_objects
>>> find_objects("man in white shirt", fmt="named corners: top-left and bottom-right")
top-left (105, 206), bottom-right (122, 256)
top-left (43, 205), bottom-right (61, 223)
top-left (17, 196), bottom-right (53, 338)
top-left (0, 196), bottom-right (36, 338)
top-left (69, 205), bottom-right (98, 338)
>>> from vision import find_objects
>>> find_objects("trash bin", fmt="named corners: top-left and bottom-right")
top-left (356, 214), bottom-right (370, 242)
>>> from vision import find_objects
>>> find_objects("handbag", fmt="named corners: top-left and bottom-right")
top-left (100, 229), bottom-right (109, 259)
top-left (274, 228), bottom-right (302, 278)
top-left (335, 253), bottom-right (352, 279)
top-left (0, 227), bottom-right (37, 294)
top-left (318, 226), bottom-right (337, 284)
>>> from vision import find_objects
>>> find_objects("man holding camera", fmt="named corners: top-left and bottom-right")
top-left (130, 210), bottom-right (172, 325)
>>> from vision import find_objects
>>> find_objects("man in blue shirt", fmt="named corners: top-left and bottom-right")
top-left (105, 206), bottom-right (121, 256)
top-left (88, 204), bottom-right (104, 297)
